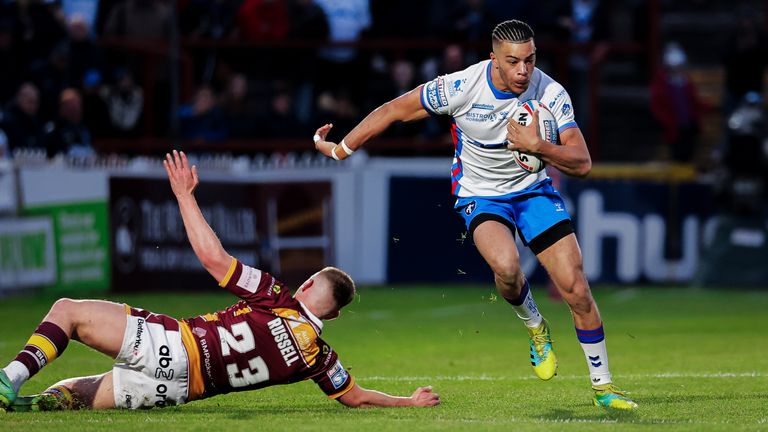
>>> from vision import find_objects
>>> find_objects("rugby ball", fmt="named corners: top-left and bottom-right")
top-left (509, 101), bottom-right (559, 173)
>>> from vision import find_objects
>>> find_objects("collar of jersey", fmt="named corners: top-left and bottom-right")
top-left (298, 300), bottom-right (324, 331)
top-left (486, 61), bottom-right (519, 100)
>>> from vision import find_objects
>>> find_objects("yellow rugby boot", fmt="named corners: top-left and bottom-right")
top-left (592, 383), bottom-right (638, 410)
top-left (527, 319), bottom-right (557, 380)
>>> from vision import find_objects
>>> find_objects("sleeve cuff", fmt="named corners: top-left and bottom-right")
top-left (218, 257), bottom-right (238, 287)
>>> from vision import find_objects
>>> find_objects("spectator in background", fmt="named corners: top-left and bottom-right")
top-left (0, 83), bottom-right (46, 154)
top-left (67, 14), bottom-right (102, 89)
top-left (179, 0), bottom-right (238, 39)
top-left (449, 0), bottom-right (495, 43)
top-left (80, 69), bottom-right (112, 138)
top-left (221, 73), bottom-right (258, 138)
top-left (100, 68), bottom-right (143, 136)
top-left (557, 0), bottom-right (612, 131)
top-left (45, 88), bottom-right (95, 158)
top-left (178, 86), bottom-right (228, 143)
top-left (103, 0), bottom-right (171, 39)
top-left (61, 0), bottom-right (100, 35)
top-left (314, 0), bottom-right (371, 95)
top-left (261, 82), bottom-right (303, 138)
top-left (29, 41), bottom-right (72, 122)
top-left (316, 88), bottom-right (359, 135)
top-left (650, 42), bottom-right (708, 164)
top-left (287, 0), bottom-right (330, 124)
top-left (236, 0), bottom-right (289, 41)
top-left (721, 91), bottom-right (767, 216)
top-left (722, 5), bottom-right (768, 117)
top-left (8, 0), bottom-right (68, 74)
top-left (0, 18), bottom-right (19, 104)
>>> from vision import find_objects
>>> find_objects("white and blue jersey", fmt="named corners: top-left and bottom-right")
top-left (420, 60), bottom-right (578, 198)
top-left (420, 60), bottom-right (578, 249)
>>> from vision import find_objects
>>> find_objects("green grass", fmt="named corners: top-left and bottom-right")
top-left (1, 286), bottom-right (767, 431)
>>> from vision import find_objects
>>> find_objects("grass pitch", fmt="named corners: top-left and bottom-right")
top-left (1, 285), bottom-right (767, 431)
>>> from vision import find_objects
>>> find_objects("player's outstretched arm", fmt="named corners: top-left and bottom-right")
top-left (337, 383), bottom-right (440, 408)
top-left (314, 86), bottom-right (430, 161)
top-left (163, 150), bottom-right (232, 282)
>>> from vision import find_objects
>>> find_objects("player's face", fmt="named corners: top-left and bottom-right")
top-left (492, 40), bottom-right (536, 93)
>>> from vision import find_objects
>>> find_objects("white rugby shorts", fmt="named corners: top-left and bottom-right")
top-left (113, 313), bottom-right (191, 409)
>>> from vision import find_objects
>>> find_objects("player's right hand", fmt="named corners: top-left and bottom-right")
top-left (313, 123), bottom-right (337, 158)
top-left (164, 150), bottom-right (199, 197)
top-left (411, 385), bottom-right (440, 407)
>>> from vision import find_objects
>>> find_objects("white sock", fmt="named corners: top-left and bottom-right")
top-left (3, 361), bottom-right (30, 393)
top-left (576, 325), bottom-right (612, 386)
top-left (505, 281), bottom-right (543, 328)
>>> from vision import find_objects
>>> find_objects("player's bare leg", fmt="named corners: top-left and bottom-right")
top-left (537, 233), bottom-right (637, 409)
top-left (0, 299), bottom-right (126, 409)
top-left (10, 372), bottom-right (115, 411)
top-left (473, 220), bottom-right (556, 380)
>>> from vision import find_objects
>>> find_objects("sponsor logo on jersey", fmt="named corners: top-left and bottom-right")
top-left (327, 360), bottom-right (349, 390)
top-left (425, 78), bottom-right (448, 111)
top-left (561, 103), bottom-right (571, 116)
top-left (199, 337), bottom-right (214, 383)
top-left (155, 344), bottom-right (175, 380)
top-left (270, 284), bottom-right (281, 295)
top-left (471, 103), bottom-right (494, 110)
top-left (466, 112), bottom-right (497, 123)
top-left (267, 317), bottom-right (301, 367)
top-left (543, 120), bottom-right (557, 144)
top-left (132, 318), bottom-right (145, 356)
top-left (554, 202), bottom-right (565, 212)
top-left (464, 201), bottom-right (476, 215)
top-left (548, 88), bottom-right (567, 108)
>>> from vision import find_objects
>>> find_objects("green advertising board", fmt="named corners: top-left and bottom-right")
top-left (24, 200), bottom-right (110, 293)
top-left (0, 217), bottom-right (56, 291)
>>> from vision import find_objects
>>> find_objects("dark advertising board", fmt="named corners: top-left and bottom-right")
top-left (109, 177), bottom-right (331, 292)
top-left (387, 177), bottom-right (716, 285)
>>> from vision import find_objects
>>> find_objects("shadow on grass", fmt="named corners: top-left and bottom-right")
top-left (539, 407), bottom-right (639, 424)
top-left (639, 392), bottom-right (768, 405)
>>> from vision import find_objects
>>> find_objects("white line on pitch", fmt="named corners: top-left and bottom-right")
top-left (359, 371), bottom-right (767, 381)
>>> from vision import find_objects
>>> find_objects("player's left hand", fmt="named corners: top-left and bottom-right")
top-left (506, 109), bottom-right (542, 154)
top-left (410, 385), bottom-right (440, 407)
top-left (164, 150), bottom-right (199, 197)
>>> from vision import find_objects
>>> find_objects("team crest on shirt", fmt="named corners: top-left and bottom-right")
top-left (562, 103), bottom-right (571, 116)
top-left (448, 78), bottom-right (467, 97)
top-left (464, 201), bottom-right (476, 215)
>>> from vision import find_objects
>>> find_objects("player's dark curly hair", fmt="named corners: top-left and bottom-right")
top-left (320, 267), bottom-right (356, 309)
top-left (492, 20), bottom-right (534, 45)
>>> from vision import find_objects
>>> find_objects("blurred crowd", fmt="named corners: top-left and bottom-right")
top-left (0, 0), bottom-right (764, 177)
top-left (0, 0), bottom-right (647, 159)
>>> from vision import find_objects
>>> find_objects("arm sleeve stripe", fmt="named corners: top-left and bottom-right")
top-left (558, 121), bottom-right (578, 133)
top-left (218, 257), bottom-right (238, 287)
top-left (327, 376), bottom-right (356, 399)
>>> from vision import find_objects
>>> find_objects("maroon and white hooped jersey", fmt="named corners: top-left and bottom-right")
top-left (181, 258), bottom-right (354, 400)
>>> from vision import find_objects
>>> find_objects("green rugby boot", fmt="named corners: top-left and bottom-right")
top-left (0, 370), bottom-right (17, 409)
top-left (10, 386), bottom-right (74, 412)
top-left (593, 383), bottom-right (638, 410)
top-left (527, 319), bottom-right (557, 380)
